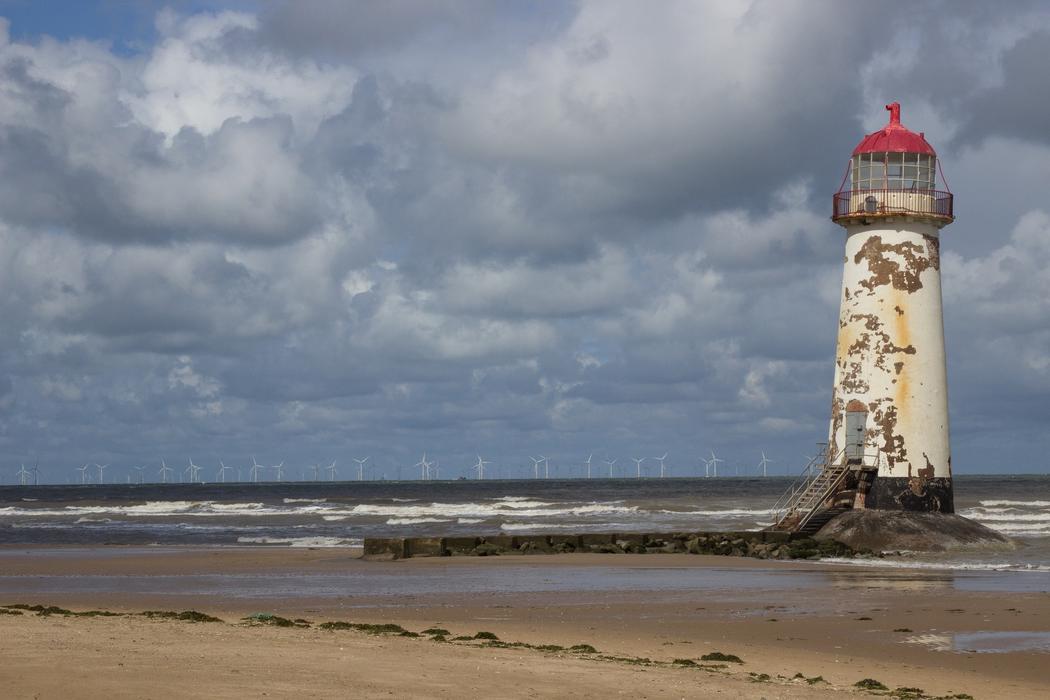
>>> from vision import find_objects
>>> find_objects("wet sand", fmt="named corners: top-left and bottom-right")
top-left (1, 546), bottom-right (1048, 698)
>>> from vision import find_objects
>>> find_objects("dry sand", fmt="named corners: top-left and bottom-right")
top-left (1, 546), bottom-right (1048, 699)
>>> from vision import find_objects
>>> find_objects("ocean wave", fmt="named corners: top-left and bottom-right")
top-left (385, 517), bottom-right (454, 525)
top-left (457, 518), bottom-right (485, 524)
top-left (500, 522), bottom-right (590, 531)
top-left (960, 512), bottom-right (1050, 523)
top-left (283, 498), bottom-right (328, 504)
top-left (979, 500), bottom-right (1050, 508)
top-left (499, 522), bottom-right (638, 532)
top-left (819, 557), bottom-right (1050, 573)
top-left (0, 501), bottom-right (297, 518)
top-left (659, 508), bottom-right (776, 517)
top-left (496, 500), bottom-right (559, 509)
top-left (341, 501), bottom-right (638, 519)
top-left (980, 523), bottom-right (1050, 535)
top-left (236, 536), bottom-right (361, 548)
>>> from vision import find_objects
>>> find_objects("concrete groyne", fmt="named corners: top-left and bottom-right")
top-left (362, 530), bottom-right (862, 560)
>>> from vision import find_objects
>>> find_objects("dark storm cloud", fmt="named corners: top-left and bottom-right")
top-left (256, 0), bottom-right (572, 59)
top-left (1, 2), bottom-right (1048, 481)
top-left (964, 30), bottom-right (1050, 145)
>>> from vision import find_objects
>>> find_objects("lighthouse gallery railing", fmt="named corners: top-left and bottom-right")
top-left (832, 188), bottom-right (953, 222)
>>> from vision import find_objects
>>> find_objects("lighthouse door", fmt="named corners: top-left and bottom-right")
top-left (844, 402), bottom-right (867, 463)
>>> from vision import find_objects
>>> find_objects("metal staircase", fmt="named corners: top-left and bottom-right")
top-left (770, 448), bottom-right (879, 533)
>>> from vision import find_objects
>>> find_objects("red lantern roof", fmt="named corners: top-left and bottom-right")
top-left (851, 103), bottom-right (936, 157)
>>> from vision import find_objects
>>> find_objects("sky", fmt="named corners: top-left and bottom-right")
top-left (0, 0), bottom-right (1048, 483)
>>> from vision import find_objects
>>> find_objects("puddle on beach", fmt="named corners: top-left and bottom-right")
top-left (907, 631), bottom-right (1050, 654)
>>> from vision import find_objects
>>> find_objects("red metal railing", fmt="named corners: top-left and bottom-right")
top-left (832, 189), bottom-right (953, 222)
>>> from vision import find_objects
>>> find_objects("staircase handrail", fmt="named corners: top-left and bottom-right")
top-left (795, 464), bottom-right (854, 532)
top-left (769, 446), bottom-right (845, 523)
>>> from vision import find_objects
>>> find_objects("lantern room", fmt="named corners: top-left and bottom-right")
top-left (832, 103), bottom-right (953, 225)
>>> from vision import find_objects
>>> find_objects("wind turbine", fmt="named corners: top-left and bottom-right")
top-left (415, 453), bottom-right (430, 481)
top-left (249, 457), bottom-right (264, 483)
top-left (186, 459), bottom-right (203, 484)
top-left (473, 454), bottom-right (491, 480)
top-left (133, 465), bottom-right (146, 484)
top-left (17, 464), bottom-right (31, 486)
top-left (325, 460), bottom-right (337, 481)
top-left (76, 463), bottom-right (90, 484)
top-left (353, 457), bottom-right (370, 481)
top-left (307, 464), bottom-right (319, 481)
top-left (530, 456), bottom-right (543, 480)
top-left (272, 461), bottom-right (285, 482)
top-left (631, 457), bottom-right (645, 478)
top-left (655, 453), bottom-right (668, 478)
top-left (758, 452), bottom-right (773, 477)
top-left (543, 456), bottom-right (549, 479)
top-left (707, 451), bottom-right (723, 478)
top-left (603, 457), bottom-right (617, 478)
top-left (158, 460), bottom-right (173, 483)
top-left (95, 463), bottom-right (108, 484)
top-left (216, 461), bottom-right (233, 483)
top-left (584, 453), bottom-right (593, 479)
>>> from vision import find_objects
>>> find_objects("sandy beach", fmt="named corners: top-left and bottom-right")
top-left (1, 546), bottom-right (1048, 699)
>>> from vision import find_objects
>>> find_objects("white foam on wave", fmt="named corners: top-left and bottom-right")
top-left (979, 500), bottom-right (1050, 508)
top-left (341, 501), bottom-right (638, 519)
top-left (959, 511), bottom-right (1050, 523)
top-left (500, 522), bottom-right (587, 531)
top-left (819, 556), bottom-right (1050, 573)
top-left (457, 518), bottom-right (484, 524)
top-left (283, 498), bottom-right (328, 504)
top-left (0, 501), bottom-right (302, 518)
top-left (385, 517), bottom-right (454, 525)
top-left (660, 508), bottom-right (776, 517)
top-left (499, 522), bottom-right (638, 532)
top-left (980, 523), bottom-right (1050, 535)
top-left (236, 536), bottom-right (361, 548)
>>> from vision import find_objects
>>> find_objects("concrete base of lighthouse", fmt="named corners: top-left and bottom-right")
top-left (865, 476), bottom-right (954, 513)
top-left (813, 509), bottom-right (1013, 553)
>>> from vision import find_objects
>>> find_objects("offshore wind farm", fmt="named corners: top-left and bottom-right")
top-left (7, 450), bottom-right (793, 485)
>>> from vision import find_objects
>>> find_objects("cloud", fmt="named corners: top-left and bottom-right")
top-left (1, 2), bottom-right (1048, 478)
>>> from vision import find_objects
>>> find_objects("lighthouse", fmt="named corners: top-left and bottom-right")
top-left (771, 105), bottom-right (1014, 548)
top-left (826, 102), bottom-right (954, 513)
top-left (771, 103), bottom-right (958, 534)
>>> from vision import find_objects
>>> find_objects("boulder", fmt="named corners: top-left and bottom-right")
top-left (814, 510), bottom-right (1014, 553)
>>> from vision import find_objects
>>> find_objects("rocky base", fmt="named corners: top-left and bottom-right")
top-left (814, 509), bottom-right (1015, 552)
top-left (363, 531), bottom-right (865, 561)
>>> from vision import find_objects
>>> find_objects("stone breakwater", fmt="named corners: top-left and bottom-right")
top-left (362, 531), bottom-right (863, 560)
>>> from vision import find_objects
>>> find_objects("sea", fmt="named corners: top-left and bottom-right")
top-left (2, 475), bottom-right (1048, 573)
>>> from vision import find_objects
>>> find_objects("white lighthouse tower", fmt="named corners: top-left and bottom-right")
top-left (828, 102), bottom-right (955, 512)
top-left (773, 103), bottom-right (955, 533)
